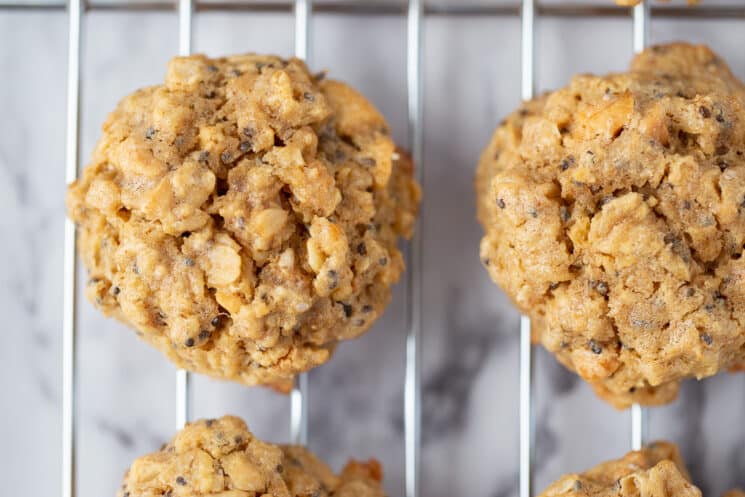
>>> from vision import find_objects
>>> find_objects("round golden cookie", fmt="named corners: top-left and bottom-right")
top-left (118, 416), bottom-right (386, 497)
top-left (476, 43), bottom-right (745, 408)
top-left (67, 53), bottom-right (420, 389)
top-left (538, 442), bottom-right (699, 497)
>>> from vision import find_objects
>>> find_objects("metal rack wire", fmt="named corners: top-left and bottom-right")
top-left (1, 1), bottom-right (734, 497)
top-left (630, 0), bottom-right (650, 456)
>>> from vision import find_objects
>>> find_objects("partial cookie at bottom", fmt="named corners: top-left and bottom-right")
top-left (538, 442), bottom-right (732, 497)
top-left (118, 415), bottom-right (386, 497)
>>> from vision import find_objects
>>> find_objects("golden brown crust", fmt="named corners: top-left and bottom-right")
top-left (476, 43), bottom-right (745, 408)
top-left (67, 53), bottom-right (420, 389)
top-left (118, 416), bottom-right (386, 497)
top-left (538, 442), bottom-right (699, 497)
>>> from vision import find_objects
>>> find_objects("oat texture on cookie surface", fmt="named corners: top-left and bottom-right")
top-left (476, 43), bottom-right (745, 408)
top-left (67, 53), bottom-right (420, 390)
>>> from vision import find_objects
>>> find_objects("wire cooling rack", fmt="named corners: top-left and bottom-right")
top-left (0, 1), bottom-right (740, 497)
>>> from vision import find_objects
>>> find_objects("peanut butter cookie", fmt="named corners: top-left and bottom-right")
top-left (118, 416), bottom-right (386, 497)
top-left (67, 53), bottom-right (420, 389)
top-left (476, 43), bottom-right (745, 408)
top-left (538, 442), bottom-right (699, 497)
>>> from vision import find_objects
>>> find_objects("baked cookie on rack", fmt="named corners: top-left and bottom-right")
top-left (476, 43), bottom-right (745, 408)
top-left (67, 53), bottom-right (420, 390)
top-left (117, 415), bottom-right (386, 497)
top-left (538, 442), bottom-right (699, 497)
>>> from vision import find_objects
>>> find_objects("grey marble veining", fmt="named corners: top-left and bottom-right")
top-left (2, 4), bottom-right (745, 497)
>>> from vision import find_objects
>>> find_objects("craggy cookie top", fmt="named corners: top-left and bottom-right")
top-left (67, 53), bottom-right (420, 389)
top-left (476, 43), bottom-right (745, 408)
top-left (118, 416), bottom-right (386, 497)
top-left (538, 442), bottom-right (699, 497)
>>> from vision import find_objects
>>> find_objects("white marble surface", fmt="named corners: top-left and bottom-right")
top-left (2, 3), bottom-right (745, 497)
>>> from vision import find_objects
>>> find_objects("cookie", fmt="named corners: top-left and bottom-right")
top-left (117, 415), bottom-right (386, 497)
top-left (67, 53), bottom-right (420, 389)
top-left (538, 442), bottom-right (699, 497)
top-left (476, 43), bottom-right (745, 408)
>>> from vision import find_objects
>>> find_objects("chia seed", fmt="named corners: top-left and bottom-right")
top-left (560, 156), bottom-right (575, 171)
top-left (327, 270), bottom-right (338, 290)
top-left (341, 303), bottom-right (353, 318)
